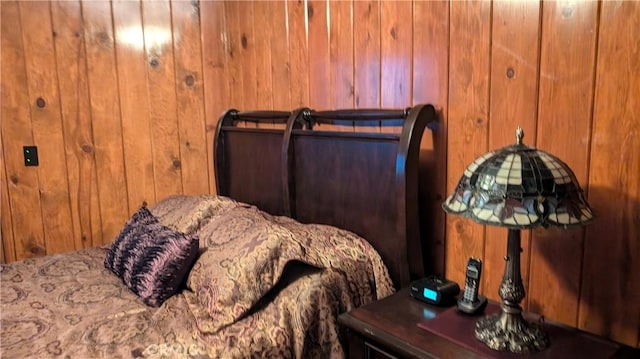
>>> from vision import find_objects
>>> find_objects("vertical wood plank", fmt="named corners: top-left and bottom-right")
top-left (307, 0), bottom-right (330, 110)
top-left (269, 1), bottom-right (292, 110)
top-left (580, 0), bottom-right (640, 346)
top-left (237, 1), bottom-right (259, 111)
top-left (200, 0), bottom-right (228, 193)
top-left (112, 0), bottom-right (156, 208)
top-left (530, 0), bottom-right (598, 326)
top-left (352, 0), bottom-right (380, 133)
top-left (412, 0), bottom-right (450, 276)
top-left (353, 0), bottom-right (380, 109)
top-left (287, 0), bottom-right (310, 108)
top-left (249, 0), bottom-right (276, 129)
top-left (82, 0), bottom-right (129, 245)
top-left (224, 1), bottom-right (245, 110)
top-left (171, 0), bottom-right (209, 195)
top-left (1, 1), bottom-right (46, 260)
top-left (51, 0), bottom-right (103, 249)
top-left (1, 134), bottom-right (17, 262)
top-left (329, 0), bottom-right (354, 109)
top-left (485, 1), bottom-right (541, 306)
top-left (18, 1), bottom-right (76, 255)
top-left (445, 0), bottom-right (492, 287)
top-left (142, 0), bottom-right (183, 199)
top-left (380, 0), bottom-right (412, 109)
top-left (253, 1), bottom-right (274, 111)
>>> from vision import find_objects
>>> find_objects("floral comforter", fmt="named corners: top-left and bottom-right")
top-left (1, 195), bottom-right (394, 358)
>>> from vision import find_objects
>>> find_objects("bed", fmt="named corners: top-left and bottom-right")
top-left (0, 104), bottom-right (437, 358)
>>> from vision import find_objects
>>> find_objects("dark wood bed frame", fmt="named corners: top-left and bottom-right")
top-left (214, 105), bottom-right (438, 289)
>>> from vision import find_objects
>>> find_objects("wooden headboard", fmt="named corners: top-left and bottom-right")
top-left (215, 104), bottom-right (438, 288)
top-left (214, 109), bottom-right (291, 216)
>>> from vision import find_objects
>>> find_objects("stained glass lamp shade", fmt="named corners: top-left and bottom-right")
top-left (443, 127), bottom-right (593, 353)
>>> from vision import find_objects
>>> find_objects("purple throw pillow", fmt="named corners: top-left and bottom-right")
top-left (105, 206), bottom-right (199, 307)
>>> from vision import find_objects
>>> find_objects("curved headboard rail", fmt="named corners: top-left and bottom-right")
top-left (399, 104), bottom-right (438, 285)
top-left (281, 107), bottom-right (313, 217)
top-left (214, 109), bottom-right (291, 216)
top-left (283, 104), bottom-right (438, 288)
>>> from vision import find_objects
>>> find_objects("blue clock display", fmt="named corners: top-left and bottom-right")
top-left (423, 288), bottom-right (439, 302)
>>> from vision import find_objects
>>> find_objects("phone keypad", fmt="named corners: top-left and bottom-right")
top-left (463, 279), bottom-right (477, 302)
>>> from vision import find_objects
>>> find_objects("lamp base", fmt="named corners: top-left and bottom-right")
top-left (474, 306), bottom-right (549, 354)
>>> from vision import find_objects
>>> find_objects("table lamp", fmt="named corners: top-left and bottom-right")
top-left (442, 127), bottom-right (593, 353)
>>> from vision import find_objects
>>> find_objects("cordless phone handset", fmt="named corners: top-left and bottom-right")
top-left (462, 258), bottom-right (481, 302)
top-left (457, 257), bottom-right (488, 314)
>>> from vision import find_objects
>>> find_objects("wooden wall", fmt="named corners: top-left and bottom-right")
top-left (1, 0), bottom-right (638, 347)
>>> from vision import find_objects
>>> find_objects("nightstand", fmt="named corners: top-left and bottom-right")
top-left (338, 288), bottom-right (640, 359)
top-left (339, 288), bottom-right (481, 358)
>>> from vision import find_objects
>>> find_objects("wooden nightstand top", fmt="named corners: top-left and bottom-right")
top-left (338, 288), bottom-right (640, 359)
top-left (338, 288), bottom-right (483, 358)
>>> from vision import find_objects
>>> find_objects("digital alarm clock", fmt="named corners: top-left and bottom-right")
top-left (409, 275), bottom-right (460, 306)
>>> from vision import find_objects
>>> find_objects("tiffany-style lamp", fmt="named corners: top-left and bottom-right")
top-left (442, 127), bottom-right (593, 353)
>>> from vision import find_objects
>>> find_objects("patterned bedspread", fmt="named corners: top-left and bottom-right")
top-left (1, 195), bottom-right (395, 358)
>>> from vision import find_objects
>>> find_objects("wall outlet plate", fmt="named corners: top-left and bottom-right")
top-left (23, 146), bottom-right (39, 166)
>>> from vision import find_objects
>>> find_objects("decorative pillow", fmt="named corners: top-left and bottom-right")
top-left (186, 206), bottom-right (308, 333)
top-left (104, 205), bottom-right (199, 307)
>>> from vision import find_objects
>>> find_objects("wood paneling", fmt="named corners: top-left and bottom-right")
top-left (113, 0), bottom-right (156, 208)
top-left (445, 0), bottom-right (491, 292)
top-left (354, 0), bottom-right (380, 109)
top-left (380, 0), bottom-right (411, 109)
top-left (223, 1), bottom-right (244, 109)
top-left (253, 1), bottom-right (274, 111)
top-left (412, 0), bottom-right (449, 275)
top-left (199, 0), bottom-right (227, 194)
top-left (82, 0), bottom-right (129, 245)
top-left (530, 0), bottom-right (599, 326)
top-left (2, 1), bottom-right (47, 259)
top-left (307, 0), bottom-right (330, 110)
top-left (143, 0), bottom-right (182, 199)
top-left (287, 0), bottom-right (310, 108)
top-left (485, 0), bottom-right (540, 309)
top-left (581, 0), bottom-right (640, 346)
top-left (329, 0), bottom-right (354, 109)
top-left (268, 1), bottom-right (291, 111)
top-left (237, 1), bottom-right (258, 111)
top-left (353, 0), bottom-right (380, 133)
top-left (171, 0), bottom-right (209, 195)
top-left (1, 132), bottom-right (16, 263)
top-left (19, 1), bottom-right (76, 255)
top-left (2, 0), bottom-right (639, 347)
top-left (51, 0), bottom-right (102, 249)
